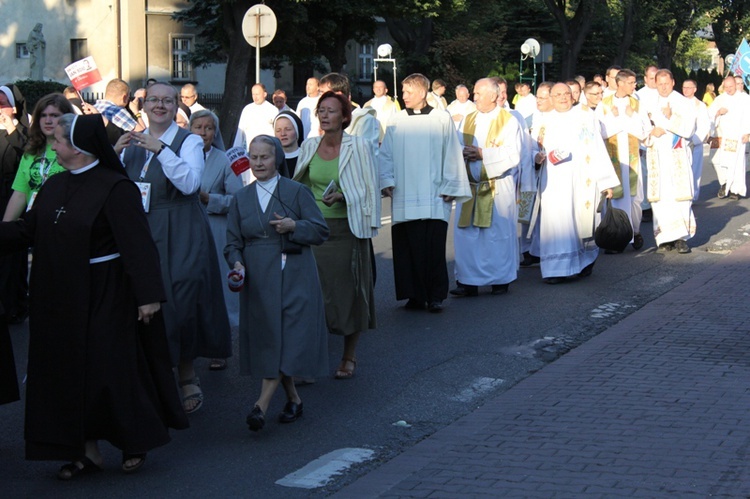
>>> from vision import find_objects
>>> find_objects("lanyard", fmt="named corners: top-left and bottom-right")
top-left (38, 157), bottom-right (54, 184)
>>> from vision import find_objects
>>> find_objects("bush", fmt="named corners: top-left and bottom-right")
top-left (12, 80), bottom-right (68, 111)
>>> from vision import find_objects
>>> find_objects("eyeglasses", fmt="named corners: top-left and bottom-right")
top-left (144, 97), bottom-right (176, 106)
top-left (180, 95), bottom-right (196, 100)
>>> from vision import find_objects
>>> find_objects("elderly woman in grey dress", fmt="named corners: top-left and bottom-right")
top-left (225, 135), bottom-right (329, 432)
top-left (191, 110), bottom-right (242, 371)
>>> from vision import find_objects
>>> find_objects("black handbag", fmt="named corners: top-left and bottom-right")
top-left (595, 196), bottom-right (633, 252)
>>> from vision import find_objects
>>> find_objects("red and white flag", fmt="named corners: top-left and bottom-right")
top-left (64, 57), bottom-right (102, 91)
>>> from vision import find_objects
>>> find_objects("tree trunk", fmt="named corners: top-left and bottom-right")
top-left (543, 0), bottom-right (598, 79)
top-left (615, 0), bottom-right (635, 66)
top-left (220, 0), bottom-right (254, 146)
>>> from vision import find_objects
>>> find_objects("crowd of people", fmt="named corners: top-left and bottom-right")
top-left (0, 64), bottom-right (746, 480)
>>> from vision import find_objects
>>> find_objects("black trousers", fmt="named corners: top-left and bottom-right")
top-left (391, 219), bottom-right (448, 303)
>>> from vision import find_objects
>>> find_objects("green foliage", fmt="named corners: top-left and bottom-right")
top-left (13, 79), bottom-right (67, 110)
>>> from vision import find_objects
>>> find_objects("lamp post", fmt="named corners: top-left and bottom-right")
top-left (519, 38), bottom-right (540, 93)
top-left (373, 43), bottom-right (398, 99)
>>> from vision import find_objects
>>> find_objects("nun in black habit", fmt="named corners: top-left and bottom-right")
top-left (0, 114), bottom-right (188, 479)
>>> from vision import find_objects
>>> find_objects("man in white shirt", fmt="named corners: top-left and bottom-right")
top-left (363, 80), bottom-right (401, 142)
top-left (234, 83), bottom-right (277, 151)
top-left (447, 84), bottom-right (476, 128)
top-left (681, 79), bottom-right (711, 201)
top-left (295, 77), bottom-right (321, 139)
top-left (180, 83), bottom-right (205, 113)
top-left (636, 65), bottom-right (659, 221)
top-left (272, 89), bottom-right (293, 113)
top-left (708, 75), bottom-right (750, 200)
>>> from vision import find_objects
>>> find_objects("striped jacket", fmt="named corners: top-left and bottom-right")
top-left (293, 133), bottom-right (381, 239)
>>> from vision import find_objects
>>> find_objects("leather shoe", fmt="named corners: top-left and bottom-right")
top-left (578, 261), bottom-right (595, 278)
top-left (278, 401), bottom-right (303, 423)
top-left (404, 299), bottom-right (425, 310)
top-left (543, 277), bottom-right (565, 284)
top-left (450, 284), bottom-right (478, 297)
top-left (427, 301), bottom-right (443, 313)
top-left (519, 252), bottom-right (540, 267)
top-left (674, 239), bottom-right (691, 254)
top-left (632, 233), bottom-right (644, 250)
top-left (246, 405), bottom-right (265, 432)
top-left (491, 284), bottom-right (509, 295)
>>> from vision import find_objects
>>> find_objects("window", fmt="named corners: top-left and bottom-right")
top-left (358, 44), bottom-right (374, 82)
top-left (15, 43), bottom-right (28, 59)
top-left (171, 34), bottom-right (194, 81)
top-left (70, 39), bottom-right (88, 62)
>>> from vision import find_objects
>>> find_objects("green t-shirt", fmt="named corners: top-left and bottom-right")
top-left (12, 144), bottom-right (65, 203)
top-left (305, 153), bottom-right (347, 219)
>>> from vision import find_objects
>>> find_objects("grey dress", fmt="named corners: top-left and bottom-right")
top-left (201, 147), bottom-right (243, 328)
top-left (224, 176), bottom-right (329, 378)
top-left (123, 127), bottom-right (232, 364)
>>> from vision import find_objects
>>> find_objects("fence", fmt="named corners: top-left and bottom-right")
top-left (78, 91), bottom-right (225, 114)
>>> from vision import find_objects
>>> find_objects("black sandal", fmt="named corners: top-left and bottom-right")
top-left (122, 453), bottom-right (147, 474)
top-left (57, 456), bottom-right (102, 481)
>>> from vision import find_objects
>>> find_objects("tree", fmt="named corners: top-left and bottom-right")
top-left (540, 0), bottom-right (600, 79)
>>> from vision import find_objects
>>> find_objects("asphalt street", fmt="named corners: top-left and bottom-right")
top-left (1, 149), bottom-right (748, 497)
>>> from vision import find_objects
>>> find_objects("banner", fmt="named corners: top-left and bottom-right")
top-left (730, 39), bottom-right (750, 84)
top-left (226, 147), bottom-right (251, 176)
top-left (64, 57), bottom-right (102, 91)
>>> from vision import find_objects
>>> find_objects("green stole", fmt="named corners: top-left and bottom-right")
top-left (601, 94), bottom-right (640, 199)
top-left (458, 109), bottom-right (512, 228)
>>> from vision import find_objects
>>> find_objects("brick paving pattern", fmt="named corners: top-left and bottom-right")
top-left (336, 243), bottom-right (750, 498)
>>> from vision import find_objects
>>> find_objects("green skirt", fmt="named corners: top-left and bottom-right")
top-left (312, 218), bottom-right (376, 336)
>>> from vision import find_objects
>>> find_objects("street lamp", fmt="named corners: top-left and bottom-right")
top-left (373, 43), bottom-right (398, 99)
top-left (519, 38), bottom-right (540, 92)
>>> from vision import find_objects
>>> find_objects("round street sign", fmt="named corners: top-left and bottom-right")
top-left (242, 4), bottom-right (277, 48)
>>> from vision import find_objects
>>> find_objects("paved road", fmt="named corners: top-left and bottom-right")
top-left (1, 152), bottom-right (748, 497)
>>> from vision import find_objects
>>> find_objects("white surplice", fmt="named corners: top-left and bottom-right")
top-left (533, 107), bottom-right (620, 278)
top-left (454, 106), bottom-right (522, 286)
top-left (708, 91), bottom-right (750, 197)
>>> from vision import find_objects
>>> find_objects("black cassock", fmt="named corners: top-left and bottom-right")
top-left (0, 164), bottom-right (188, 461)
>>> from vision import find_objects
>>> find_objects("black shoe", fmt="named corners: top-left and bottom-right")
top-left (543, 277), bottom-right (565, 284)
top-left (632, 233), bottom-right (644, 250)
top-left (450, 283), bottom-right (478, 297)
top-left (520, 252), bottom-right (541, 267)
top-left (718, 184), bottom-right (727, 199)
top-left (246, 405), bottom-right (265, 432)
top-left (578, 261), bottom-right (595, 278)
top-left (656, 242), bottom-right (674, 253)
top-left (641, 208), bottom-right (653, 222)
top-left (491, 284), bottom-right (509, 295)
top-left (404, 299), bottom-right (426, 310)
top-left (674, 239), bottom-right (691, 254)
top-left (427, 301), bottom-right (443, 313)
top-left (278, 401), bottom-right (303, 423)
top-left (729, 192), bottom-right (740, 200)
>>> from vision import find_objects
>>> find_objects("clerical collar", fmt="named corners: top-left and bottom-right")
top-left (406, 105), bottom-right (433, 116)
top-left (71, 159), bottom-right (100, 175)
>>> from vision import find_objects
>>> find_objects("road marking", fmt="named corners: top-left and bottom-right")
top-left (448, 377), bottom-right (505, 402)
top-left (590, 302), bottom-right (636, 318)
top-left (276, 448), bottom-right (375, 489)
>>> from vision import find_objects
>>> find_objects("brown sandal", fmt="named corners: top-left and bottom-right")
top-left (334, 357), bottom-right (357, 380)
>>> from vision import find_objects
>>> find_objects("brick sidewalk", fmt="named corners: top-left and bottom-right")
top-left (335, 243), bottom-right (750, 498)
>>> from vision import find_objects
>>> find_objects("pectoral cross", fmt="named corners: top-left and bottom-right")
top-left (54, 206), bottom-right (66, 224)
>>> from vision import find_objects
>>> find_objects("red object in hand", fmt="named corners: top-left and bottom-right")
top-left (228, 269), bottom-right (245, 292)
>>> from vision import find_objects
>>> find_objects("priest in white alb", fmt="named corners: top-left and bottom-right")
top-left (708, 75), bottom-right (750, 200)
top-left (643, 69), bottom-right (697, 253)
top-left (596, 69), bottom-right (650, 252)
top-left (531, 83), bottom-right (620, 283)
top-left (451, 78), bottom-right (522, 297)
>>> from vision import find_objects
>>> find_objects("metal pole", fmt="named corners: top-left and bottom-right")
top-left (255, 7), bottom-right (261, 83)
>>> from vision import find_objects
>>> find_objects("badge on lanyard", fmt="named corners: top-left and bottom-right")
top-left (135, 182), bottom-right (151, 213)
